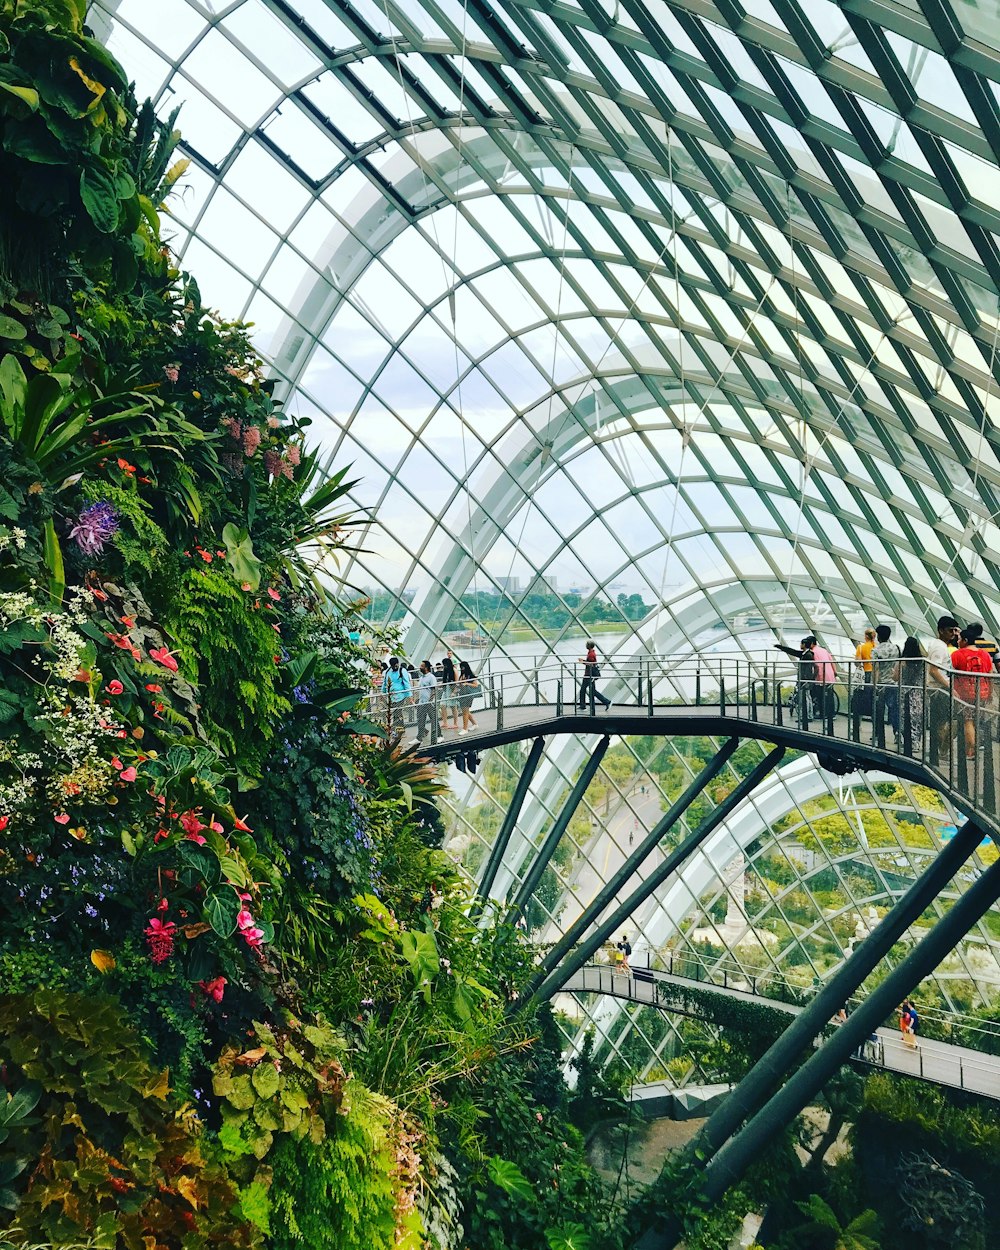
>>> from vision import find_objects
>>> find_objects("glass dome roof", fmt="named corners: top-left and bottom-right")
top-left (91, 0), bottom-right (1000, 1063)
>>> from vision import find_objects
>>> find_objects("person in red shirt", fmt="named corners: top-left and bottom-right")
top-left (951, 624), bottom-right (994, 759)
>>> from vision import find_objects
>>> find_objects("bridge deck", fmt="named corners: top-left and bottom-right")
top-left (562, 964), bottom-right (1000, 1101)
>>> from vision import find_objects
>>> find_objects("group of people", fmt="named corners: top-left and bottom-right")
top-left (780, 612), bottom-right (999, 761)
top-left (376, 651), bottom-right (481, 747)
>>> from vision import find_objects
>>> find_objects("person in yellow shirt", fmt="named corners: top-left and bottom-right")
top-left (854, 628), bottom-right (875, 717)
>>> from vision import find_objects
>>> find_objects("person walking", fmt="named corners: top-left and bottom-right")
top-left (894, 637), bottom-right (926, 756)
top-left (926, 614), bottom-right (960, 766)
top-left (871, 625), bottom-right (900, 748)
top-left (578, 640), bottom-right (610, 710)
top-left (381, 656), bottom-right (412, 735)
top-left (438, 654), bottom-right (460, 734)
top-left (616, 934), bottom-right (632, 974)
top-left (457, 659), bottom-right (480, 733)
top-left (412, 660), bottom-right (438, 747)
top-left (806, 635), bottom-right (837, 732)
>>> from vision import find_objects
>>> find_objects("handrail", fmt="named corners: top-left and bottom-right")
top-left (564, 944), bottom-right (1000, 1046)
top-left (566, 963), bottom-right (1000, 1095)
top-left (369, 651), bottom-right (1000, 840)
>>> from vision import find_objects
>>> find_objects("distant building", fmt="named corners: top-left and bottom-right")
top-left (526, 574), bottom-right (559, 596)
top-left (495, 576), bottom-right (521, 595)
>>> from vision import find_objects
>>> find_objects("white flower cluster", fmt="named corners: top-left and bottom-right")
top-left (0, 589), bottom-right (123, 816)
top-left (0, 528), bottom-right (27, 554)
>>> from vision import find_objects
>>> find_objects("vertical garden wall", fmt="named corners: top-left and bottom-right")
top-left (0, 5), bottom-right (630, 1248)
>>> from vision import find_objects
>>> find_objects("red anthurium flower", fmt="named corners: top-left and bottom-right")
top-left (145, 683), bottom-right (162, 693)
top-left (108, 633), bottom-right (133, 651)
top-left (267, 588), bottom-right (281, 602)
top-left (0, 816), bottom-right (8, 832)
top-left (107, 680), bottom-right (124, 695)
top-left (180, 810), bottom-right (204, 837)
top-left (54, 813), bottom-right (70, 825)
top-left (195, 547), bottom-right (213, 563)
top-left (112, 757), bottom-right (123, 770)
top-left (233, 815), bottom-right (253, 832)
top-left (119, 767), bottom-right (137, 783)
top-left (92, 588), bottom-right (108, 602)
top-left (149, 647), bottom-right (179, 672)
top-left (209, 820), bottom-right (224, 833)
top-left (120, 615), bottom-right (135, 628)
top-left (199, 976), bottom-right (226, 1003)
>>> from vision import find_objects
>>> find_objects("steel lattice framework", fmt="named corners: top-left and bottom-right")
top-left (93, 0), bottom-right (1000, 1068)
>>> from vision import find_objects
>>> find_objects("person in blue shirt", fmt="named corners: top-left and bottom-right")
top-left (381, 656), bottom-right (412, 734)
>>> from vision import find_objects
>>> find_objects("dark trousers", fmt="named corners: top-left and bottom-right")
top-left (415, 701), bottom-right (438, 743)
top-left (874, 686), bottom-right (898, 747)
top-left (579, 678), bottom-right (610, 708)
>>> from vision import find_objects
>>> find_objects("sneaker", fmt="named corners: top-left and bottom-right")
top-left (409, 738), bottom-right (422, 748)
top-left (459, 729), bottom-right (468, 735)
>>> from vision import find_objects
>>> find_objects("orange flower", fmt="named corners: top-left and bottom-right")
top-left (117, 458), bottom-right (136, 475)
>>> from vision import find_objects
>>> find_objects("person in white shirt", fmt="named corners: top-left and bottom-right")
top-left (412, 660), bottom-right (438, 747)
top-left (925, 614), bottom-right (960, 765)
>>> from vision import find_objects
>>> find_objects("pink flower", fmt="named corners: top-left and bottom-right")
top-left (199, 976), bottom-right (226, 1003)
top-left (223, 417), bottom-right (242, 442)
top-left (119, 766), bottom-right (137, 783)
top-left (242, 426), bottom-right (261, 457)
top-left (54, 812), bottom-right (70, 825)
top-left (285, 444), bottom-right (300, 467)
top-left (209, 820), bottom-right (224, 833)
top-left (184, 832), bottom-right (206, 845)
top-left (107, 680), bottom-right (124, 695)
top-left (236, 907), bottom-right (255, 931)
top-left (163, 363), bottom-right (180, 383)
top-left (242, 925), bottom-right (265, 949)
top-left (267, 416), bottom-right (280, 429)
top-left (149, 647), bottom-right (179, 672)
top-left (267, 587), bottom-right (281, 602)
top-left (264, 449), bottom-right (282, 479)
top-left (144, 915), bottom-right (176, 964)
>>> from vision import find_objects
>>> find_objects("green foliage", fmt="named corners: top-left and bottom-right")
top-left (896, 1149), bottom-right (985, 1249)
top-left (268, 1083), bottom-right (420, 1250)
top-left (0, 990), bottom-right (259, 1248)
top-left (0, 0), bottom-right (146, 296)
top-left (165, 565), bottom-right (290, 771)
top-left (211, 1015), bottom-right (345, 1163)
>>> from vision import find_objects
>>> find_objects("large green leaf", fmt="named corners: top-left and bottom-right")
top-left (80, 162), bottom-right (121, 233)
top-left (486, 1157), bottom-right (534, 1202)
top-left (222, 522), bottom-right (263, 590)
top-left (204, 885), bottom-right (241, 936)
top-left (0, 315), bottom-right (26, 341)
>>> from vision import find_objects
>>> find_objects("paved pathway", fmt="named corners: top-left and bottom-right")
top-left (562, 963), bottom-right (1000, 1101)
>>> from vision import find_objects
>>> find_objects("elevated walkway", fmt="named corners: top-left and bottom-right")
top-left (409, 654), bottom-right (1000, 843)
top-left (564, 963), bottom-right (1000, 1102)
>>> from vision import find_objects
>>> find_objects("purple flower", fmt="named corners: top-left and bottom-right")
top-left (69, 501), bottom-right (120, 555)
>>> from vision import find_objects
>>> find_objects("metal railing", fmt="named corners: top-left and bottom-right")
top-left (567, 955), bottom-right (1000, 1096)
top-left (361, 652), bottom-right (1000, 832)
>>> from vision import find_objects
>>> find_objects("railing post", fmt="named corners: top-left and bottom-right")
top-left (696, 668), bottom-right (701, 706)
top-left (775, 662), bottom-right (783, 726)
top-left (497, 683), bottom-right (504, 731)
top-left (534, 671), bottom-right (541, 705)
top-left (647, 665), bottom-right (654, 716)
top-left (637, 664), bottom-right (643, 707)
top-left (556, 678), bottom-right (563, 717)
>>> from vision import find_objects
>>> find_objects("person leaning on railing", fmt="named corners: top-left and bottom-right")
top-left (892, 637), bottom-right (926, 757)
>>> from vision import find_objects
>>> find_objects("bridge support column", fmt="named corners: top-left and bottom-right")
top-left (472, 735), bottom-right (545, 919)
top-left (706, 828), bottom-right (1000, 1196)
top-left (635, 818), bottom-right (991, 1249)
top-left (527, 738), bottom-right (740, 991)
top-left (523, 744), bottom-right (785, 1008)
top-left (507, 736), bottom-right (610, 921)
